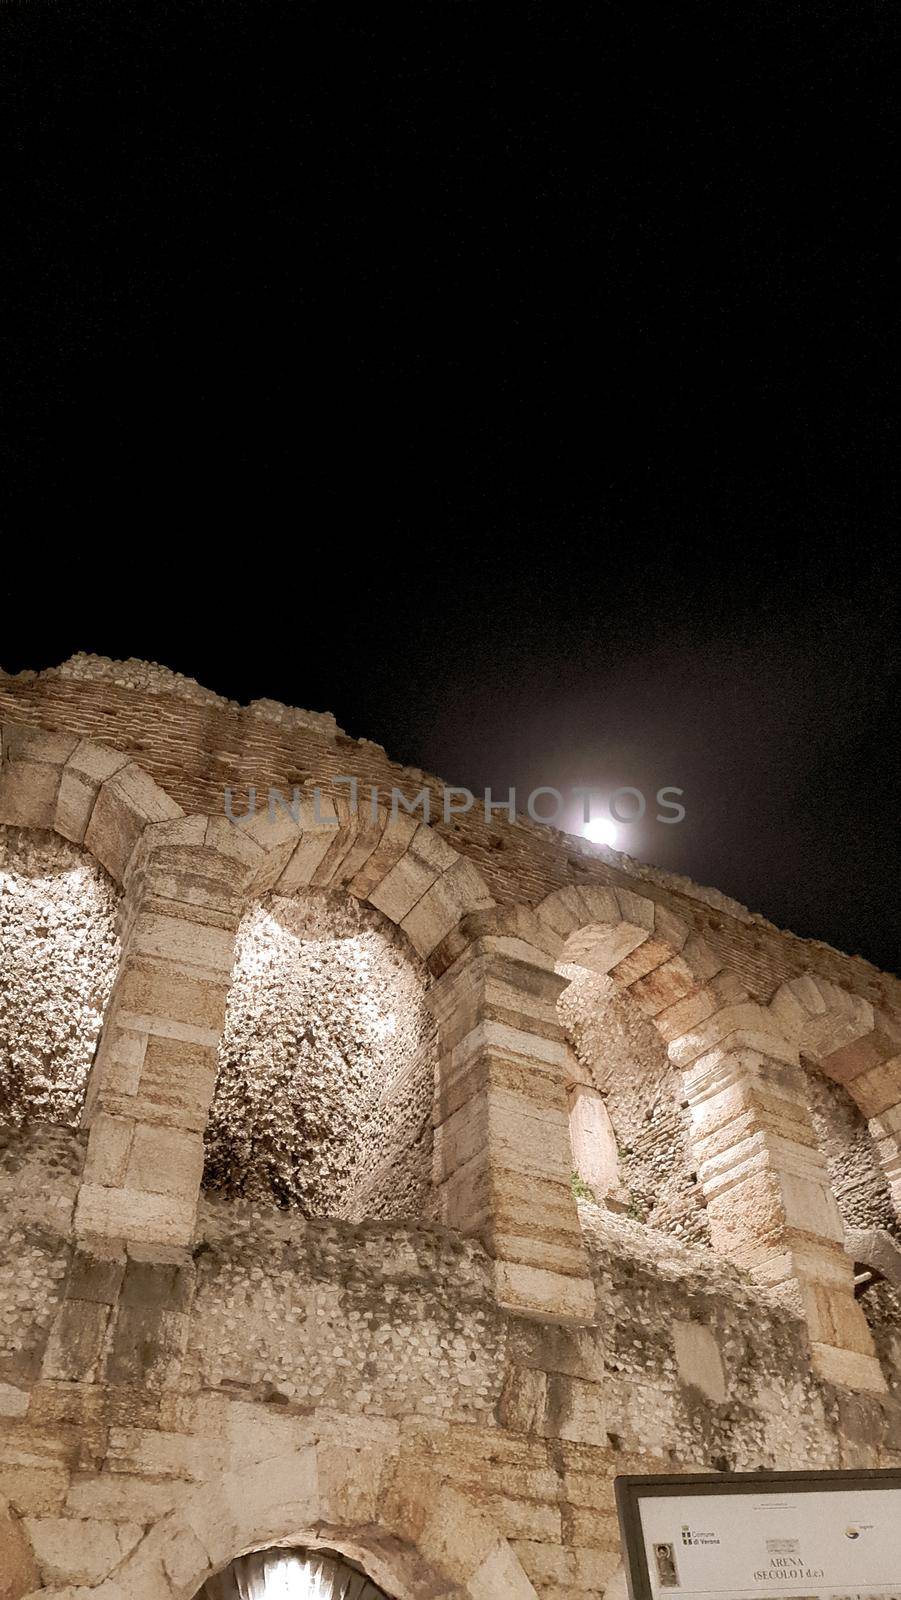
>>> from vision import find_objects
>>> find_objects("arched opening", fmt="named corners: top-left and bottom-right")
top-left (0, 824), bottom-right (121, 1132)
top-left (203, 887), bottom-right (438, 1220)
top-left (530, 886), bottom-right (892, 1388)
top-left (198, 1546), bottom-right (393, 1599)
top-left (558, 961), bottom-right (710, 1247)
top-left (803, 1056), bottom-right (899, 1240)
top-left (803, 1058), bottom-right (901, 1370)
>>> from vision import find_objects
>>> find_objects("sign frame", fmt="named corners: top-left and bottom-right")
top-left (614, 1468), bottom-right (901, 1600)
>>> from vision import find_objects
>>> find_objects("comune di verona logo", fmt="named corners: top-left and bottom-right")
top-left (680, 1524), bottom-right (720, 1547)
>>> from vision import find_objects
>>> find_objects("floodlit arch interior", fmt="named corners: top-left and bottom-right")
top-left (197, 1546), bottom-right (392, 1599)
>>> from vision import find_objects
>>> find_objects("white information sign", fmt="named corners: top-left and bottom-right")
top-left (615, 1471), bottom-right (901, 1600)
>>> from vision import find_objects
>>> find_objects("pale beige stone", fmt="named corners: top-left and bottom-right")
top-left (23, 1515), bottom-right (141, 1587)
top-left (66, 739), bottom-right (132, 785)
top-left (568, 1084), bottom-right (622, 1202)
top-left (75, 1182), bottom-right (196, 1246)
top-left (494, 1260), bottom-right (596, 1325)
top-left (367, 847), bottom-right (442, 924)
top-left (0, 1387), bottom-right (29, 1421)
top-left (0, 761), bottom-right (61, 829)
top-left (85, 765), bottom-right (183, 881)
top-left (470, 1539), bottom-right (539, 1598)
top-left (563, 920), bottom-right (648, 976)
top-left (126, 913), bottom-right (235, 976)
top-left (53, 768), bottom-right (99, 845)
top-left (672, 1319), bottom-right (727, 1403)
top-left (401, 858), bottom-right (494, 957)
top-left (125, 1123), bottom-right (205, 1200)
top-left (83, 1114), bottom-right (134, 1188)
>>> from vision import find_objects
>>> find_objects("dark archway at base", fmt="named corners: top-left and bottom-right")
top-left (198, 1546), bottom-right (392, 1599)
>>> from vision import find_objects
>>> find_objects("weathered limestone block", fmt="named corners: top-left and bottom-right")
top-left (368, 821), bottom-right (457, 924)
top-left (431, 940), bottom-right (595, 1325)
top-left (346, 810), bottom-right (419, 902)
top-left (671, 1319), bottom-right (726, 1403)
top-left (105, 1253), bottom-right (195, 1390)
top-left (53, 740), bottom-right (131, 847)
top-left (401, 855), bottom-right (496, 959)
top-left (84, 763), bottom-right (183, 884)
top-left (0, 726), bottom-right (78, 835)
top-left (851, 1054), bottom-right (901, 1120)
top-left (566, 1082), bottom-right (628, 1210)
top-left (22, 1514), bottom-right (142, 1588)
top-left (41, 1299), bottom-right (111, 1385)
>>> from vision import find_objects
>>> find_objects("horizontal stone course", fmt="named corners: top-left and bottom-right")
top-left (1, 674), bottom-right (897, 1007)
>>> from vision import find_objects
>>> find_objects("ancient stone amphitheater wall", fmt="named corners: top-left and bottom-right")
top-left (0, 659), bottom-right (898, 1600)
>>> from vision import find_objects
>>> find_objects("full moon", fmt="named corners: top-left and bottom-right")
top-left (583, 817), bottom-right (618, 847)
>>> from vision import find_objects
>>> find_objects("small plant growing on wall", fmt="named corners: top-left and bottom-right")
top-left (570, 1169), bottom-right (597, 1204)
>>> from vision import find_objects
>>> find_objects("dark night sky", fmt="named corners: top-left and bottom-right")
top-left (2, 3), bottom-right (898, 971)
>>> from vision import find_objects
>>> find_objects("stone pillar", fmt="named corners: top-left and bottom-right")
top-left (430, 938), bottom-right (595, 1325)
top-left (75, 823), bottom-right (241, 1249)
top-left (684, 1043), bottom-right (886, 1392)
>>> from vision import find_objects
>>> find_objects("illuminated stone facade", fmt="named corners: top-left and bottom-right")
top-left (0, 656), bottom-right (899, 1599)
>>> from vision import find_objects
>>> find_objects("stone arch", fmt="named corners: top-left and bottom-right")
top-left (0, 721), bottom-right (186, 1143)
top-left (417, 885), bottom-right (760, 1328)
top-left (770, 974), bottom-right (901, 1217)
top-left (44, 1443), bottom-right (538, 1599)
top-left (218, 790), bottom-right (496, 961)
top-left (519, 883), bottom-right (760, 1250)
top-left (516, 884), bottom-right (887, 1391)
top-left (770, 974), bottom-right (901, 1122)
top-left (0, 736), bottom-right (495, 1253)
top-left (203, 887), bottom-right (441, 1220)
top-left (198, 799), bottom-right (498, 1225)
top-left (525, 883), bottom-right (756, 1058)
top-left (0, 720), bottom-right (185, 884)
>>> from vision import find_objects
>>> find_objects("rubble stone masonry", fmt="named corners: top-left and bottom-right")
top-left (0, 657), bottom-right (899, 1599)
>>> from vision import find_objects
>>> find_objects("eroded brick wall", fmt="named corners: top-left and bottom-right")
top-left (2, 662), bottom-right (898, 1015)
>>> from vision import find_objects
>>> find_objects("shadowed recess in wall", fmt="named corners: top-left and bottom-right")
top-left (203, 888), bottom-right (437, 1221)
top-left (804, 1060), bottom-right (901, 1240)
top-left (0, 825), bottom-right (120, 1130)
top-left (559, 963), bottom-right (712, 1247)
